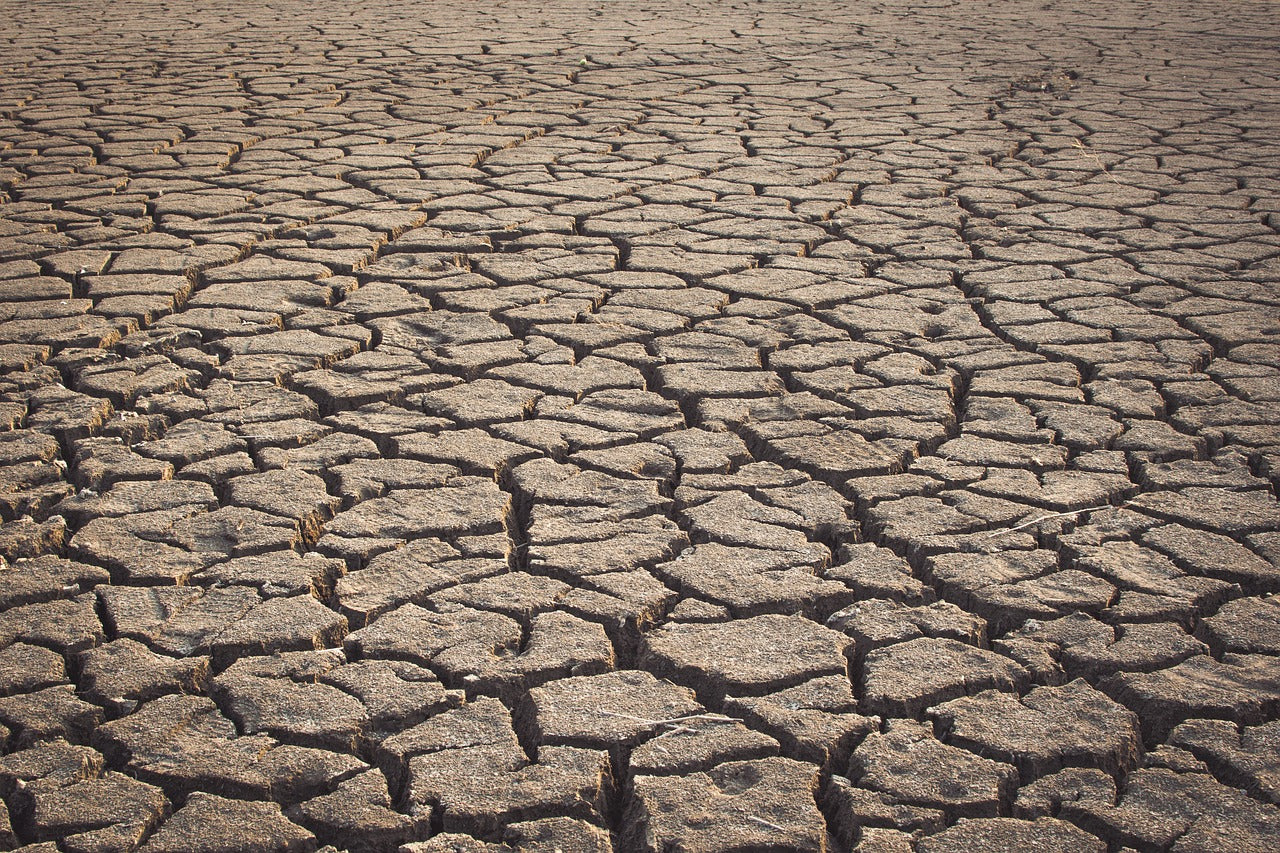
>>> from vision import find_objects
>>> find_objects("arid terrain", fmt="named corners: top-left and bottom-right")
top-left (1, 1), bottom-right (1279, 850)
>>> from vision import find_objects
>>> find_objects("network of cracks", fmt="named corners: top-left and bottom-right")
top-left (1, 1), bottom-right (1280, 851)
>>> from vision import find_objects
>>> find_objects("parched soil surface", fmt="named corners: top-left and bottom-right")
top-left (1, 0), bottom-right (1279, 850)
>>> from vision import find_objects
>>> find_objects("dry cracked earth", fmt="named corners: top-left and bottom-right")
top-left (0, 0), bottom-right (1279, 851)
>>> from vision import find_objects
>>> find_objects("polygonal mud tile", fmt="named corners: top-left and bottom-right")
top-left (850, 720), bottom-right (1017, 819)
top-left (137, 792), bottom-right (315, 853)
top-left (860, 637), bottom-right (1029, 717)
top-left (624, 757), bottom-right (825, 853)
top-left (639, 613), bottom-right (852, 703)
top-left (928, 679), bottom-right (1141, 778)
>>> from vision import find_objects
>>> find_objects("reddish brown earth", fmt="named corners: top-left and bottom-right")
top-left (1, 0), bottom-right (1279, 850)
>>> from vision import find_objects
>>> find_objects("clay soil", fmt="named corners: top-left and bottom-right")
top-left (1, 1), bottom-right (1279, 851)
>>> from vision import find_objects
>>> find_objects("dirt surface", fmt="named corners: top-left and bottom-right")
top-left (1, 0), bottom-right (1279, 850)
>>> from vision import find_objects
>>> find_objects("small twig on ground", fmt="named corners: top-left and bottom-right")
top-left (1072, 138), bottom-right (1122, 185)
top-left (599, 710), bottom-right (743, 729)
top-left (747, 816), bottom-right (787, 832)
top-left (982, 501), bottom-right (1132, 538)
top-left (651, 725), bottom-right (700, 739)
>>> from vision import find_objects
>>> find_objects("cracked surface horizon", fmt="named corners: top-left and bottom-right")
top-left (1, 0), bottom-right (1280, 850)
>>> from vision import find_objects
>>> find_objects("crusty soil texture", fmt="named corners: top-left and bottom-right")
top-left (2, 0), bottom-right (1279, 850)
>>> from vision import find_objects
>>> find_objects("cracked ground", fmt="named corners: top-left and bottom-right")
top-left (1, 0), bottom-right (1279, 850)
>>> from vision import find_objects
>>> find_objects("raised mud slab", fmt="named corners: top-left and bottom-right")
top-left (2, 0), bottom-right (1280, 850)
